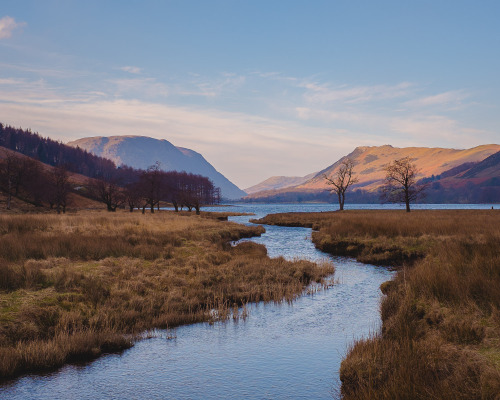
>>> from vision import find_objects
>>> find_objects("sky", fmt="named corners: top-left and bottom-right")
top-left (0, 1), bottom-right (499, 189)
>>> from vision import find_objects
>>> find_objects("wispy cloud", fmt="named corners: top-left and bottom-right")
top-left (404, 90), bottom-right (468, 108)
top-left (0, 16), bottom-right (26, 40)
top-left (110, 77), bottom-right (168, 98)
top-left (0, 67), bottom-right (495, 187)
top-left (0, 80), bottom-right (349, 186)
top-left (300, 81), bottom-right (414, 104)
top-left (120, 66), bottom-right (142, 74)
top-left (179, 73), bottom-right (246, 97)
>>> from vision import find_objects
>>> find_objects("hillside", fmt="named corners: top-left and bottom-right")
top-left (244, 173), bottom-right (316, 194)
top-left (245, 144), bottom-right (500, 203)
top-left (68, 136), bottom-right (246, 200)
top-left (0, 146), bottom-right (103, 211)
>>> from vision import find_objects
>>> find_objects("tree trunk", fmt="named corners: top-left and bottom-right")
top-left (338, 192), bottom-right (343, 211)
top-left (7, 179), bottom-right (12, 210)
top-left (173, 201), bottom-right (179, 212)
top-left (405, 190), bottom-right (411, 212)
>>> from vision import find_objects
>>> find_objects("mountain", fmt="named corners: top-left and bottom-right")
top-left (244, 173), bottom-right (316, 194)
top-left (245, 144), bottom-right (500, 202)
top-left (68, 136), bottom-right (246, 200)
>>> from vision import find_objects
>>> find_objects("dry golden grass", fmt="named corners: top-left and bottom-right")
top-left (254, 209), bottom-right (500, 399)
top-left (0, 211), bottom-right (333, 379)
top-left (254, 209), bottom-right (500, 266)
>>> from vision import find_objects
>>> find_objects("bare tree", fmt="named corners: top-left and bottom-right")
top-left (324, 158), bottom-right (358, 211)
top-left (142, 162), bottom-right (162, 213)
top-left (51, 167), bottom-right (71, 214)
top-left (381, 156), bottom-right (426, 212)
top-left (124, 182), bottom-right (143, 212)
top-left (0, 153), bottom-right (37, 210)
top-left (0, 154), bottom-right (20, 210)
top-left (89, 178), bottom-right (124, 212)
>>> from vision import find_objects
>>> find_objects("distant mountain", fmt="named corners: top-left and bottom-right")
top-left (245, 144), bottom-right (500, 203)
top-left (68, 136), bottom-right (246, 200)
top-left (244, 173), bottom-right (316, 194)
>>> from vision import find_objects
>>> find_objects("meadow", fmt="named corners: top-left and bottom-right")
top-left (0, 211), bottom-right (333, 380)
top-left (254, 209), bottom-right (500, 399)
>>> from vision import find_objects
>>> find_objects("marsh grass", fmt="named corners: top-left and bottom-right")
top-left (0, 211), bottom-right (333, 379)
top-left (254, 209), bottom-right (499, 266)
top-left (254, 209), bottom-right (500, 399)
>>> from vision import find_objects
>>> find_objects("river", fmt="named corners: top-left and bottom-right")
top-left (1, 204), bottom-right (494, 399)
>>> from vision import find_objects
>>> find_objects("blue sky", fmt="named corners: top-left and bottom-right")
top-left (0, 1), bottom-right (499, 188)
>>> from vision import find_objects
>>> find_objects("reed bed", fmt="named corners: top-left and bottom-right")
top-left (254, 209), bottom-right (500, 266)
top-left (0, 211), bottom-right (333, 379)
top-left (254, 209), bottom-right (500, 399)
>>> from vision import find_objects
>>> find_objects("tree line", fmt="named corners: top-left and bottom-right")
top-left (0, 151), bottom-right (221, 213)
top-left (0, 124), bottom-right (221, 213)
top-left (91, 162), bottom-right (221, 214)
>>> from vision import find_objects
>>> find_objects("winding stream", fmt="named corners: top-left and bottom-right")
top-left (9, 204), bottom-right (477, 399)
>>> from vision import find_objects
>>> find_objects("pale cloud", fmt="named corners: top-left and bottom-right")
top-left (404, 90), bottom-right (468, 108)
top-left (0, 16), bottom-right (25, 40)
top-left (179, 73), bottom-right (246, 97)
top-left (295, 105), bottom-right (495, 150)
top-left (0, 71), bottom-right (495, 187)
top-left (120, 66), bottom-right (142, 74)
top-left (0, 62), bottom-right (84, 79)
top-left (300, 81), bottom-right (414, 104)
top-left (110, 77), bottom-right (168, 98)
top-left (0, 85), bottom-right (347, 187)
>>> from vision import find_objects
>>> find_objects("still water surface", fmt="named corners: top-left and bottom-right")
top-left (2, 204), bottom-right (493, 399)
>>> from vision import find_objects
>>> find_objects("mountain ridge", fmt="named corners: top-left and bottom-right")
top-left (245, 144), bottom-right (500, 202)
top-left (68, 136), bottom-right (246, 200)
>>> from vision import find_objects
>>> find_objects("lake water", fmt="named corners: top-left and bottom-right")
top-left (1, 203), bottom-right (493, 399)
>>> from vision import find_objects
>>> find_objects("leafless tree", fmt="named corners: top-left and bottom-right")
top-left (0, 154), bottom-right (19, 210)
top-left (124, 182), bottom-right (143, 212)
top-left (21, 158), bottom-right (46, 206)
top-left (89, 178), bottom-right (124, 212)
top-left (142, 162), bottom-right (163, 213)
top-left (0, 153), bottom-right (35, 210)
top-left (324, 158), bottom-right (358, 211)
top-left (381, 156), bottom-right (426, 212)
top-left (51, 167), bottom-right (71, 214)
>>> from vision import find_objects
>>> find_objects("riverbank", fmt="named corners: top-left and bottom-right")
top-left (0, 211), bottom-right (333, 380)
top-left (253, 209), bottom-right (500, 398)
